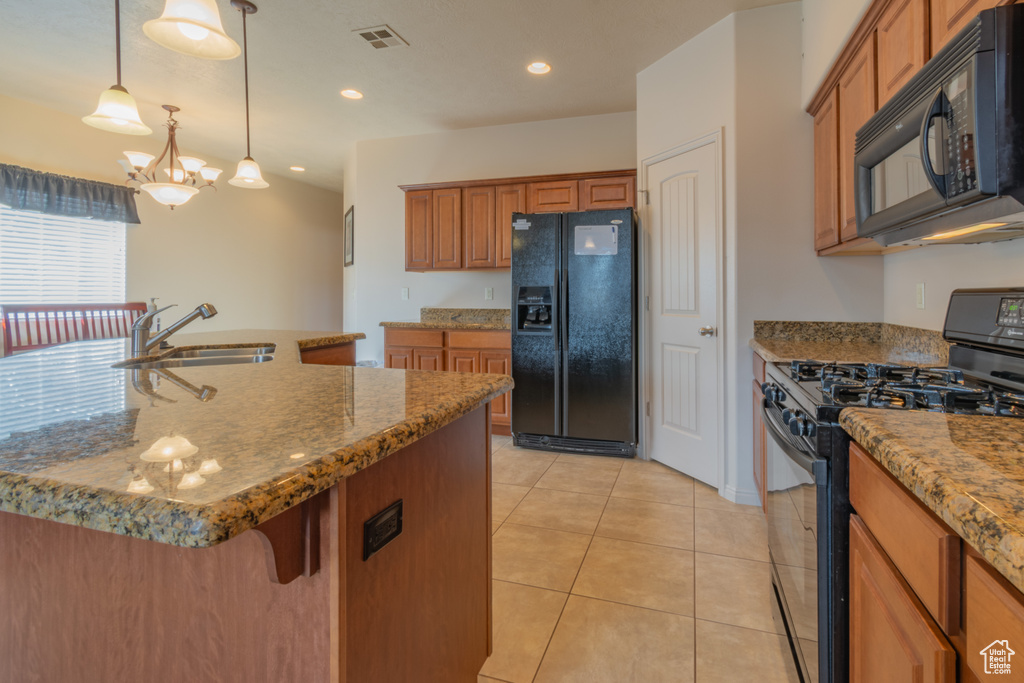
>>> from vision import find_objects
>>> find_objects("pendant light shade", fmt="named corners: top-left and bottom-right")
top-left (229, 1), bottom-right (269, 190)
top-left (144, 0), bottom-right (241, 60)
top-left (229, 156), bottom-right (269, 188)
top-left (84, 0), bottom-right (152, 136)
top-left (83, 85), bottom-right (152, 135)
top-left (140, 183), bottom-right (201, 207)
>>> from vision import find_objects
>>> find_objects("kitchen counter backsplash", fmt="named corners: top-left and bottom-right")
top-left (420, 307), bottom-right (510, 326)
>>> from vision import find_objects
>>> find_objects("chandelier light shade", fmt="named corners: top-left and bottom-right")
top-left (143, 0), bottom-right (241, 60)
top-left (228, 0), bottom-right (269, 190)
top-left (83, 0), bottom-right (152, 135)
top-left (120, 105), bottom-right (220, 209)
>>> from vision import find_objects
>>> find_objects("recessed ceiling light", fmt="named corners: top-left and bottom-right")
top-left (527, 62), bottom-right (551, 75)
top-left (340, 89), bottom-right (364, 99)
top-left (290, 166), bottom-right (305, 172)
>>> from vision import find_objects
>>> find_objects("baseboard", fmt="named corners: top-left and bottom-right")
top-left (722, 484), bottom-right (761, 508)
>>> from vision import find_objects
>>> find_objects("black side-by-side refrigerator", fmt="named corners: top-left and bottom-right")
top-left (510, 208), bottom-right (638, 457)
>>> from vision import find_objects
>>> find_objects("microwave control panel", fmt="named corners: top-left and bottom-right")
top-left (997, 298), bottom-right (1024, 327)
top-left (944, 66), bottom-right (977, 198)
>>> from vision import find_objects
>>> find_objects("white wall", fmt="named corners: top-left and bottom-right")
top-left (0, 94), bottom-right (346, 334)
top-left (345, 112), bottom-right (637, 361)
top-left (638, 2), bottom-right (883, 501)
top-left (801, 0), bottom-right (873, 106)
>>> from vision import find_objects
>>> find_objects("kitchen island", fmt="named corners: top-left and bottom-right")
top-left (0, 330), bottom-right (512, 682)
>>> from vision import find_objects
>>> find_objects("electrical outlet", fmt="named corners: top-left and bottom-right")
top-left (484, 287), bottom-right (494, 301)
top-left (916, 283), bottom-right (925, 310)
top-left (401, 287), bottom-right (409, 301)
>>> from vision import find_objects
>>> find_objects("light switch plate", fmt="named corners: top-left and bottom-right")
top-left (916, 283), bottom-right (925, 310)
top-left (401, 287), bottom-right (409, 301)
top-left (484, 287), bottom-right (493, 301)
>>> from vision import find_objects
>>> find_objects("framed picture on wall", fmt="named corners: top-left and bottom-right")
top-left (344, 206), bottom-right (354, 267)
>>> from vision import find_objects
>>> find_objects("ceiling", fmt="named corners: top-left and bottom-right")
top-left (0, 0), bottom-right (791, 191)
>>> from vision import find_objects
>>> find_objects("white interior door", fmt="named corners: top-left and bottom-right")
top-left (644, 133), bottom-right (723, 486)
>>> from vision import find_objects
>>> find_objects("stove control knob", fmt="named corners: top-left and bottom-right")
top-left (760, 382), bottom-right (771, 396)
top-left (773, 387), bottom-right (787, 402)
top-left (789, 416), bottom-right (816, 437)
top-left (782, 408), bottom-right (794, 424)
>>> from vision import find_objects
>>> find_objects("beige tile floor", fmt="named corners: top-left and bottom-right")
top-left (481, 435), bottom-right (801, 683)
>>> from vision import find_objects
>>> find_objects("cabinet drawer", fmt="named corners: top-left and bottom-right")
top-left (384, 329), bottom-right (445, 348)
top-left (753, 352), bottom-right (766, 384)
top-left (849, 443), bottom-right (961, 633)
top-left (446, 330), bottom-right (511, 349)
top-left (849, 515), bottom-right (956, 683)
top-left (965, 554), bottom-right (1024, 680)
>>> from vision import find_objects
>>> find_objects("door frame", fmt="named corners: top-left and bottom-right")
top-left (638, 129), bottom-right (726, 488)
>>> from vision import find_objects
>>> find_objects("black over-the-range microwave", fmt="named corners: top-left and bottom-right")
top-left (854, 5), bottom-right (1024, 246)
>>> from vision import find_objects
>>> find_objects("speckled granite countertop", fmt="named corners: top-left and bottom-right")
top-left (381, 307), bottom-right (511, 331)
top-left (0, 330), bottom-right (512, 549)
top-left (751, 321), bottom-right (948, 366)
top-left (841, 409), bottom-right (1024, 593)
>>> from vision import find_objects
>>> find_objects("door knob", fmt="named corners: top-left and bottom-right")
top-left (698, 326), bottom-right (716, 337)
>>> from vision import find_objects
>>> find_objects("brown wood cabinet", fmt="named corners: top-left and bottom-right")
top-left (384, 327), bottom-right (512, 434)
top-left (813, 89), bottom-right (841, 251)
top-left (965, 553), bottom-right (1024, 679)
top-left (931, 0), bottom-right (1002, 53)
top-left (401, 170), bottom-right (635, 272)
top-left (877, 0), bottom-right (930, 106)
top-left (838, 35), bottom-right (878, 243)
top-left (849, 514), bottom-right (957, 683)
top-left (752, 353), bottom-right (766, 510)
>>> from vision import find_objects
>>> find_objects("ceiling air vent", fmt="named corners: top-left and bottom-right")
top-left (354, 25), bottom-right (408, 49)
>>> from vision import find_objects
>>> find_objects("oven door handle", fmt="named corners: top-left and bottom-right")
top-left (761, 399), bottom-right (817, 475)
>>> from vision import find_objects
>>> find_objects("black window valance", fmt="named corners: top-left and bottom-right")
top-left (0, 163), bottom-right (140, 224)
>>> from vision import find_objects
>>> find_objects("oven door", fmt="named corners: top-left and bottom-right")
top-left (762, 397), bottom-right (828, 683)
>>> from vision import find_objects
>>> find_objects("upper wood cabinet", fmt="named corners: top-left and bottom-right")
top-left (877, 0), bottom-right (930, 106)
top-left (401, 170), bottom-right (635, 271)
top-left (931, 0), bottom-right (1001, 53)
top-left (495, 184), bottom-right (526, 269)
top-left (813, 89), bottom-right (841, 251)
top-left (464, 186), bottom-right (496, 269)
top-left (839, 36), bottom-right (878, 243)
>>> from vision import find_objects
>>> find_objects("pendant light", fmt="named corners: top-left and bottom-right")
top-left (228, 0), bottom-right (269, 190)
top-left (143, 0), bottom-right (241, 60)
top-left (83, 0), bottom-right (152, 135)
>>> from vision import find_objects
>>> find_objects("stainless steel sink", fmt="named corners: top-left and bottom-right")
top-left (119, 355), bottom-right (275, 370)
top-left (116, 344), bottom-right (276, 370)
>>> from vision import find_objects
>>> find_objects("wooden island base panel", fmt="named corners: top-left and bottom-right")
top-left (0, 408), bottom-right (491, 683)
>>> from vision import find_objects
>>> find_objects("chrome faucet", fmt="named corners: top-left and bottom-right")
top-left (131, 303), bottom-right (218, 356)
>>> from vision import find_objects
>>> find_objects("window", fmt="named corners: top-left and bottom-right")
top-left (0, 204), bottom-right (126, 304)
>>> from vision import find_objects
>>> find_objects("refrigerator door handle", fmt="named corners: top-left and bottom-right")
top-left (553, 268), bottom-right (560, 433)
top-left (561, 267), bottom-right (569, 436)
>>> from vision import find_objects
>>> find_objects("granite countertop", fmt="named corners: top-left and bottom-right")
top-left (750, 321), bottom-right (949, 366)
top-left (380, 307), bottom-right (511, 331)
top-left (841, 409), bottom-right (1024, 594)
top-left (0, 329), bottom-right (512, 549)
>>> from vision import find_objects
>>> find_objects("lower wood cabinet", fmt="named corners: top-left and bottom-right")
top-left (385, 327), bottom-right (512, 434)
top-left (752, 353), bottom-right (766, 510)
top-left (849, 514), bottom-right (957, 683)
top-left (965, 553), bottom-right (1024, 679)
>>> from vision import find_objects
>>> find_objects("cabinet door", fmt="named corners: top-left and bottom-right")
top-left (446, 349), bottom-right (480, 374)
top-left (752, 379), bottom-right (765, 510)
top-left (965, 554), bottom-right (1024, 680)
top-left (838, 36), bottom-right (877, 243)
top-left (527, 180), bottom-right (579, 213)
top-left (482, 351), bottom-right (512, 425)
top-left (931, 0), bottom-right (1000, 54)
top-left (849, 515), bottom-right (956, 683)
top-left (580, 176), bottom-right (636, 210)
top-left (385, 346), bottom-right (414, 369)
top-left (877, 0), bottom-right (929, 107)
top-left (414, 348), bottom-right (445, 371)
top-left (464, 186), bottom-right (496, 269)
top-left (495, 183), bottom-right (526, 269)
top-left (432, 188), bottom-right (462, 269)
top-left (405, 190), bottom-right (433, 270)
top-left (813, 88), bottom-right (841, 251)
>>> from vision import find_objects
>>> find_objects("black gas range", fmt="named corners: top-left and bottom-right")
top-left (760, 288), bottom-right (1024, 683)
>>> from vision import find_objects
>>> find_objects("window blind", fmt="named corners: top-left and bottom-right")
top-left (0, 204), bottom-right (126, 304)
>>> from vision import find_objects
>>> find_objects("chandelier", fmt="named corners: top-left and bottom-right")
top-left (118, 105), bottom-right (222, 209)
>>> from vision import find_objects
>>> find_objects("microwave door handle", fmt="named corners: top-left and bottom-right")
top-left (920, 88), bottom-right (947, 199)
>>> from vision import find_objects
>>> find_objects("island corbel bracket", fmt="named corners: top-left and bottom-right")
top-left (251, 491), bottom-right (324, 584)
